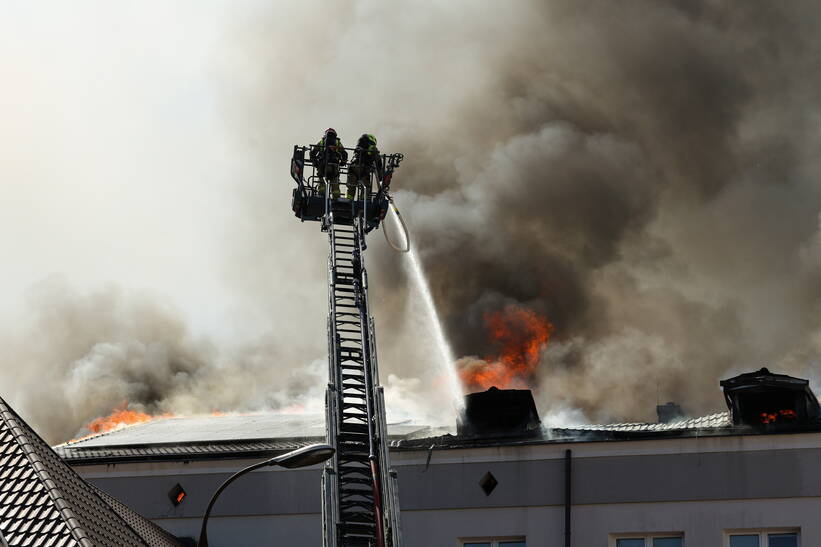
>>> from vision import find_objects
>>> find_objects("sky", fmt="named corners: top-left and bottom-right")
top-left (3, 1), bottom-right (821, 443)
top-left (0, 3), bottom-right (237, 335)
top-left (0, 1), bottom-right (464, 440)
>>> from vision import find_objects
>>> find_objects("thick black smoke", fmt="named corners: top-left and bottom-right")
top-left (374, 1), bottom-right (821, 422)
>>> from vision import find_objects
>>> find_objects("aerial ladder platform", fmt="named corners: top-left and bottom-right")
top-left (289, 141), bottom-right (404, 547)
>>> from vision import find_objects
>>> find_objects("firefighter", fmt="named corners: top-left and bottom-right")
top-left (346, 133), bottom-right (384, 201)
top-left (311, 128), bottom-right (348, 199)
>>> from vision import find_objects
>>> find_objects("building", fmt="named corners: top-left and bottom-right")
top-left (51, 368), bottom-right (818, 547)
top-left (0, 396), bottom-right (181, 546)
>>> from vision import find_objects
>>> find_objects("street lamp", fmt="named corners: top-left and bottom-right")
top-left (197, 443), bottom-right (335, 547)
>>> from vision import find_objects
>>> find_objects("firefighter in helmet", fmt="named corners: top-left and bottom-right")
top-left (310, 127), bottom-right (348, 199)
top-left (346, 133), bottom-right (384, 201)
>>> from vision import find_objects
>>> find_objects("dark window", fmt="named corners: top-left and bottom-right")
top-left (737, 391), bottom-right (801, 425)
top-left (730, 535), bottom-right (760, 547)
top-left (730, 531), bottom-right (799, 547)
top-left (617, 540), bottom-right (646, 547)
top-left (479, 471), bottom-right (499, 496)
top-left (167, 483), bottom-right (186, 506)
top-left (768, 533), bottom-right (797, 547)
top-left (463, 540), bottom-right (524, 547)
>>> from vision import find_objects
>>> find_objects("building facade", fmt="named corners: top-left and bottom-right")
top-left (55, 415), bottom-right (817, 546)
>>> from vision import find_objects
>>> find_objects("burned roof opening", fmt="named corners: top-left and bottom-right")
top-left (720, 368), bottom-right (821, 427)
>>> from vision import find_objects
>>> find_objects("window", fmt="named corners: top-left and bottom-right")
top-left (612, 535), bottom-right (683, 547)
top-left (727, 530), bottom-right (799, 547)
top-left (461, 539), bottom-right (525, 547)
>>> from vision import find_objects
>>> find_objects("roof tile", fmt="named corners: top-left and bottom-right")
top-left (0, 396), bottom-right (182, 546)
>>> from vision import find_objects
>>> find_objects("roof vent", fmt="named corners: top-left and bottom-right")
top-left (656, 402), bottom-right (684, 423)
top-left (720, 367), bottom-right (821, 427)
top-left (457, 387), bottom-right (541, 438)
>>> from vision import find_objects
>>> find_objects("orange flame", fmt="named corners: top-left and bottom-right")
top-left (63, 403), bottom-right (174, 444)
top-left (460, 305), bottom-right (553, 392)
top-left (759, 409), bottom-right (798, 424)
top-left (86, 407), bottom-right (156, 434)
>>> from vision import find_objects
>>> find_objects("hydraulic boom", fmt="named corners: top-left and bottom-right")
top-left (289, 143), bottom-right (404, 547)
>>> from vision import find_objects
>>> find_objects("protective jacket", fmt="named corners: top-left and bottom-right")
top-left (351, 142), bottom-right (383, 178)
top-left (312, 137), bottom-right (348, 165)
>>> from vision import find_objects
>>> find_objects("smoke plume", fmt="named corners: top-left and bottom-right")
top-left (377, 0), bottom-right (821, 423)
top-left (3, 1), bottom-right (821, 442)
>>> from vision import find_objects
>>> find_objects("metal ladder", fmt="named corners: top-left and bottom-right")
top-left (322, 212), bottom-right (402, 547)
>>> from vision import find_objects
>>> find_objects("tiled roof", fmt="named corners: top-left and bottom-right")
top-left (392, 411), bottom-right (779, 451)
top-left (557, 411), bottom-right (732, 433)
top-left (0, 397), bottom-right (181, 547)
top-left (56, 439), bottom-right (313, 464)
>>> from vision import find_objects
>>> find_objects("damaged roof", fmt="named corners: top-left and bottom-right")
top-left (54, 407), bottom-right (821, 466)
top-left (0, 396), bottom-right (181, 547)
top-left (55, 414), bottom-right (440, 465)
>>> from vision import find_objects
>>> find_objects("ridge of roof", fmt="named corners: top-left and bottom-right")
top-left (0, 397), bottom-right (181, 547)
top-left (556, 411), bottom-right (732, 433)
top-left (0, 398), bottom-right (89, 547)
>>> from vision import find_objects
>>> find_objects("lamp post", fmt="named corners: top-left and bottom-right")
top-left (197, 443), bottom-right (335, 547)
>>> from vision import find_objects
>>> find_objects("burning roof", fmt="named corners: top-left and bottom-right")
top-left (55, 414), bottom-right (441, 464)
top-left (53, 369), bottom-right (821, 465)
top-left (720, 367), bottom-right (821, 427)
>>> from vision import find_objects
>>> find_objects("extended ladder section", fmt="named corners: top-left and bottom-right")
top-left (288, 144), bottom-right (404, 547)
top-left (322, 217), bottom-right (400, 547)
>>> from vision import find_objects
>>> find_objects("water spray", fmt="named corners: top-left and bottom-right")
top-left (382, 198), bottom-right (410, 253)
top-left (384, 200), bottom-right (464, 410)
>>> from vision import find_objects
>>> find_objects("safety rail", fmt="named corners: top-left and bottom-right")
top-left (290, 145), bottom-right (403, 230)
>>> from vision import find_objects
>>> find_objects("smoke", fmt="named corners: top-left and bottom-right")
top-left (374, 0), bottom-right (821, 423)
top-left (3, 1), bottom-right (821, 442)
top-left (239, 0), bottom-right (821, 424)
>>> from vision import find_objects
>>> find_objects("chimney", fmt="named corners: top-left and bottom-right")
top-left (656, 402), bottom-right (684, 423)
top-left (457, 387), bottom-right (541, 438)
top-left (720, 367), bottom-right (821, 427)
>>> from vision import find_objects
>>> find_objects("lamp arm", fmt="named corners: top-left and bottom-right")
top-left (197, 459), bottom-right (271, 547)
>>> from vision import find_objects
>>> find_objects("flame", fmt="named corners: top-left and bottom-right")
top-left (63, 403), bottom-right (174, 444)
top-left (759, 409), bottom-right (798, 424)
top-left (460, 305), bottom-right (553, 392)
top-left (63, 406), bottom-right (267, 445)
top-left (86, 408), bottom-right (157, 434)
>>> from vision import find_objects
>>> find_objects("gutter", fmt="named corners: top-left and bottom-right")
top-left (564, 449), bottom-right (572, 547)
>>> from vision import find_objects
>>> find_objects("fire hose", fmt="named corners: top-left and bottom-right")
top-left (383, 197), bottom-right (410, 253)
